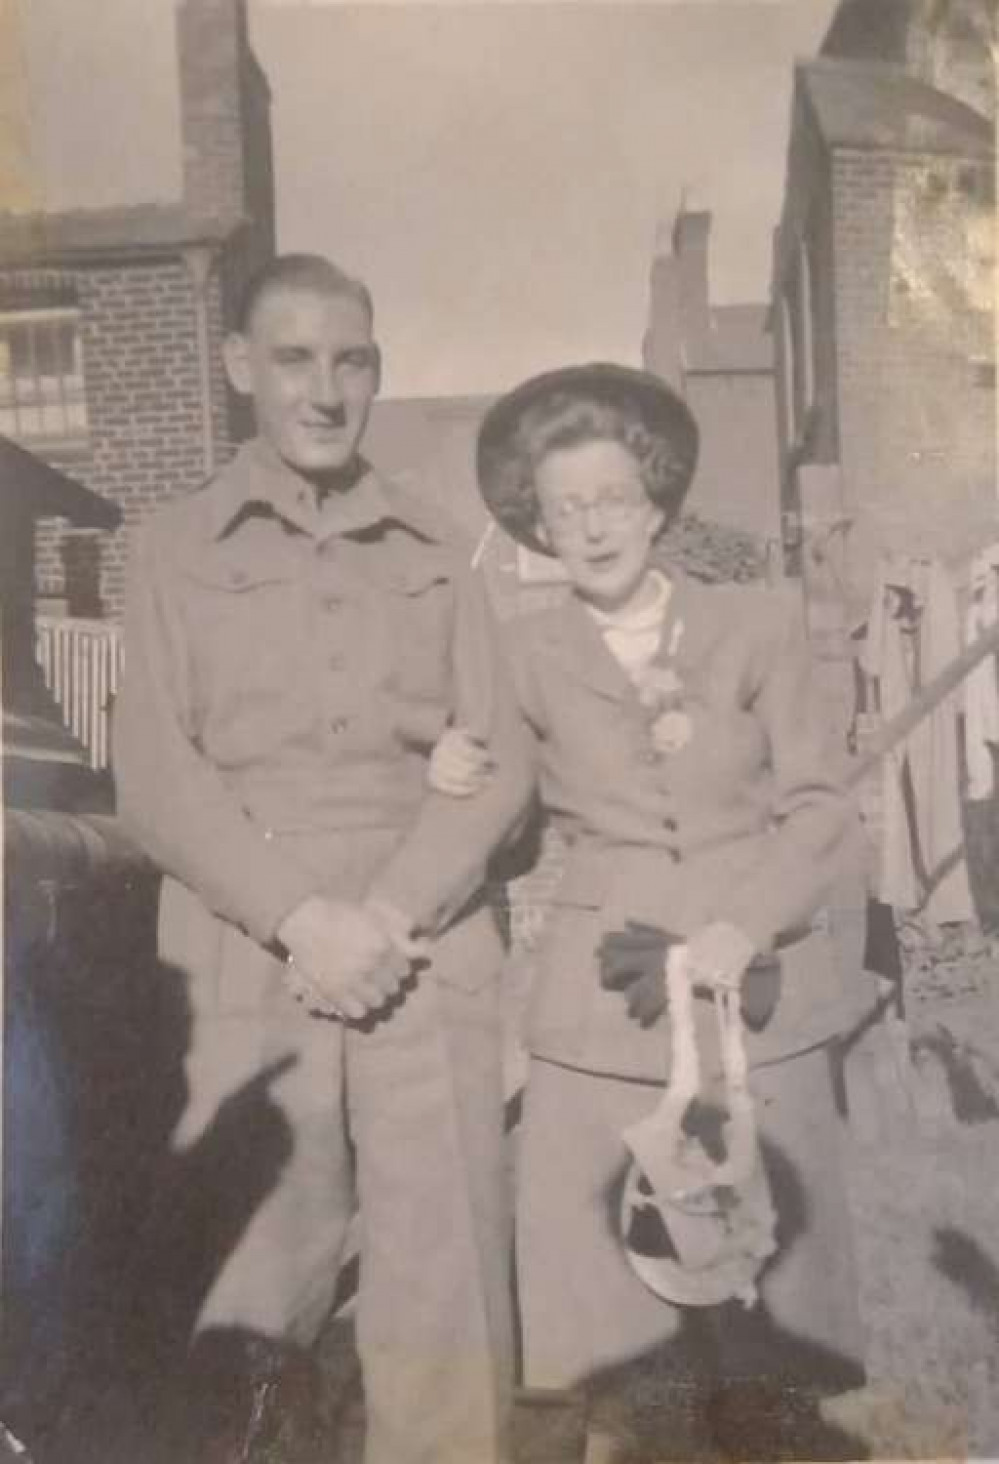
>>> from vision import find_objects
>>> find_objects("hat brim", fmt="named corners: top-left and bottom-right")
top-left (476, 363), bottom-right (699, 556)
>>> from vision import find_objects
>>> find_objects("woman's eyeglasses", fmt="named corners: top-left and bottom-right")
top-left (543, 487), bottom-right (647, 533)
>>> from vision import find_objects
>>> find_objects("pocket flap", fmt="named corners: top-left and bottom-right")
top-left (181, 541), bottom-right (297, 593)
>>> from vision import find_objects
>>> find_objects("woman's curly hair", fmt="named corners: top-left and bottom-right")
top-left (478, 374), bottom-right (698, 553)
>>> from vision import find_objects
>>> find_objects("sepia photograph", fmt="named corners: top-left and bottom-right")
top-left (1, 1), bottom-right (997, 1461)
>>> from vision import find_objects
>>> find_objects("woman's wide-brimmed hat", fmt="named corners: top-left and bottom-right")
top-left (476, 362), bottom-right (699, 556)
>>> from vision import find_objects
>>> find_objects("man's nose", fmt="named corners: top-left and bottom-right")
top-left (310, 360), bottom-right (344, 408)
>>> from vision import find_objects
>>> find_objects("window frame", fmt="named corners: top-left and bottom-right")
top-left (0, 305), bottom-right (88, 448)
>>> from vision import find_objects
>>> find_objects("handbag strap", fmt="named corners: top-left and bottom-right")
top-left (650, 945), bottom-right (759, 1188)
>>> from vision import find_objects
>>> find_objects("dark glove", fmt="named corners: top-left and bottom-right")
top-left (597, 921), bottom-right (675, 1027)
top-left (598, 921), bottom-right (782, 1032)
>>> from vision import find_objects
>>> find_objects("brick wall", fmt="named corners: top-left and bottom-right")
top-left (789, 140), bottom-right (997, 884)
top-left (832, 145), bottom-right (997, 620)
top-left (27, 0), bottom-right (275, 620)
top-left (33, 255), bottom-right (235, 618)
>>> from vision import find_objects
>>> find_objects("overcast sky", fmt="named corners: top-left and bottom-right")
top-left (249, 1), bottom-right (841, 396)
top-left (7, 0), bottom-right (841, 398)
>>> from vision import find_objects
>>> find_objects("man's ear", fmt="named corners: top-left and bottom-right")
top-left (223, 332), bottom-right (253, 396)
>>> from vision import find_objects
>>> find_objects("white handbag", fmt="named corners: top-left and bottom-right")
top-left (619, 944), bottom-right (778, 1307)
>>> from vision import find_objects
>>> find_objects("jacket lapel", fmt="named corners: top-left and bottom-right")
top-left (538, 597), bottom-right (634, 701)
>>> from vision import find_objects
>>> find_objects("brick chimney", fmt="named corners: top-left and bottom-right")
top-left (643, 219), bottom-right (684, 389)
top-left (177, 0), bottom-right (249, 225)
top-left (673, 210), bottom-right (712, 359)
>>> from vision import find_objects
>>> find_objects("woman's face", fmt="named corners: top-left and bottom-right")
top-left (535, 438), bottom-right (665, 612)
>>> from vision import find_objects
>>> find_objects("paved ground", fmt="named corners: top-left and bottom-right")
top-left (828, 928), bottom-right (999, 1462)
top-left (311, 925), bottom-right (999, 1464)
top-left (6, 912), bottom-right (998, 1463)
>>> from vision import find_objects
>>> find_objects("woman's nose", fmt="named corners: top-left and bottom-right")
top-left (581, 504), bottom-right (606, 538)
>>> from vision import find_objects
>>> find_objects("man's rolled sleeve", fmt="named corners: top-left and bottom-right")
top-left (369, 566), bottom-right (535, 933)
top-left (113, 523), bottom-right (320, 945)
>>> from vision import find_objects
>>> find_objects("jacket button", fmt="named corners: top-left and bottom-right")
top-left (321, 595), bottom-right (340, 611)
top-left (330, 716), bottom-right (350, 734)
top-left (230, 570), bottom-right (247, 587)
top-left (663, 817), bottom-right (677, 832)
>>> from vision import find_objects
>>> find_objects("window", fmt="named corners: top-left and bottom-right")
top-left (0, 308), bottom-right (87, 444)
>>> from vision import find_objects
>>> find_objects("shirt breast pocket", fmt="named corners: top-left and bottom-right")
top-left (179, 558), bottom-right (307, 744)
top-left (383, 561), bottom-right (455, 709)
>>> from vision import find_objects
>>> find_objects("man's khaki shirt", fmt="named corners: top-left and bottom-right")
top-left (114, 439), bottom-right (532, 946)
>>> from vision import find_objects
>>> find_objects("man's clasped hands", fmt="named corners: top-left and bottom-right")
top-left (277, 894), bottom-right (428, 1022)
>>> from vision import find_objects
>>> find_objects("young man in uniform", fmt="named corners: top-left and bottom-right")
top-left (115, 254), bottom-right (532, 1464)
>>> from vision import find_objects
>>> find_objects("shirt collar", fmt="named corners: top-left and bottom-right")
top-left (586, 569), bottom-right (671, 635)
top-left (206, 438), bottom-right (444, 545)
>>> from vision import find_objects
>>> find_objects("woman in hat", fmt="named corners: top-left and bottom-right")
top-left (462, 363), bottom-right (867, 1442)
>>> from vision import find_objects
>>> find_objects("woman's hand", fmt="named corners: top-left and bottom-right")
top-left (684, 920), bottom-right (757, 995)
top-left (427, 725), bottom-right (495, 797)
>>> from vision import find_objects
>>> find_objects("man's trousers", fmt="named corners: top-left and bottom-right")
top-left (167, 917), bottom-right (513, 1464)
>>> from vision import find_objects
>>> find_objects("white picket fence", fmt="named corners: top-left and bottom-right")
top-left (35, 615), bottom-right (123, 771)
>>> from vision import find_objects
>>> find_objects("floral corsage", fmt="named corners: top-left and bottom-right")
top-left (634, 619), bottom-right (693, 756)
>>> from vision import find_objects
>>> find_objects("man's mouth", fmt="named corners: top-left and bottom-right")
top-left (585, 551), bottom-right (619, 571)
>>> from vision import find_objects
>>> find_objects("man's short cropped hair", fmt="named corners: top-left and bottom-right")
top-left (235, 254), bottom-right (374, 333)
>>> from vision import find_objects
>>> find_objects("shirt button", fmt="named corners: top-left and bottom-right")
top-left (330, 716), bottom-right (350, 735)
top-left (321, 595), bottom-right (341, 611)
top-left (640, 749), bottom-right (659, 766)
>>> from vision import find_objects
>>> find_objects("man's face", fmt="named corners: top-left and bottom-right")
top-left (224, 286), bottom-right (380, 477)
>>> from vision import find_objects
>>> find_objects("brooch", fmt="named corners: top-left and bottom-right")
top-left (650, 709), bottom-right (693, 754)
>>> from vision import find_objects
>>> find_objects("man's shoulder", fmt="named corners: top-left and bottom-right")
top-left (134, 458), bottom-right (243, 557)
top-left (379, 474), bottom-right (473, 557)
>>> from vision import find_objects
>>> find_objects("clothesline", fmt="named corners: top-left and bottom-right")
top-left (856, 546), bottom-right (999, 926)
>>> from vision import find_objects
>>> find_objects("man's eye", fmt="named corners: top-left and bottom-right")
top-left (337, 349), bottom-right (376, 372)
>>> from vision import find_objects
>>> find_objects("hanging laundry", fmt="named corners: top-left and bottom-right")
top-left (964, 544), bottom-right (999, 802)
top-left (859, 554), bottom-right (974, 925)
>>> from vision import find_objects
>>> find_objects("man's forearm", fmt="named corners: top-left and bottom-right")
top-left (368, 722), bottom-right (535, 935)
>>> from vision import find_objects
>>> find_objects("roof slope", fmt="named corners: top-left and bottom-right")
top-left (0, 435), bottom-right (121, 528)
top-left (801, 56), bottom-right (995, 156)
